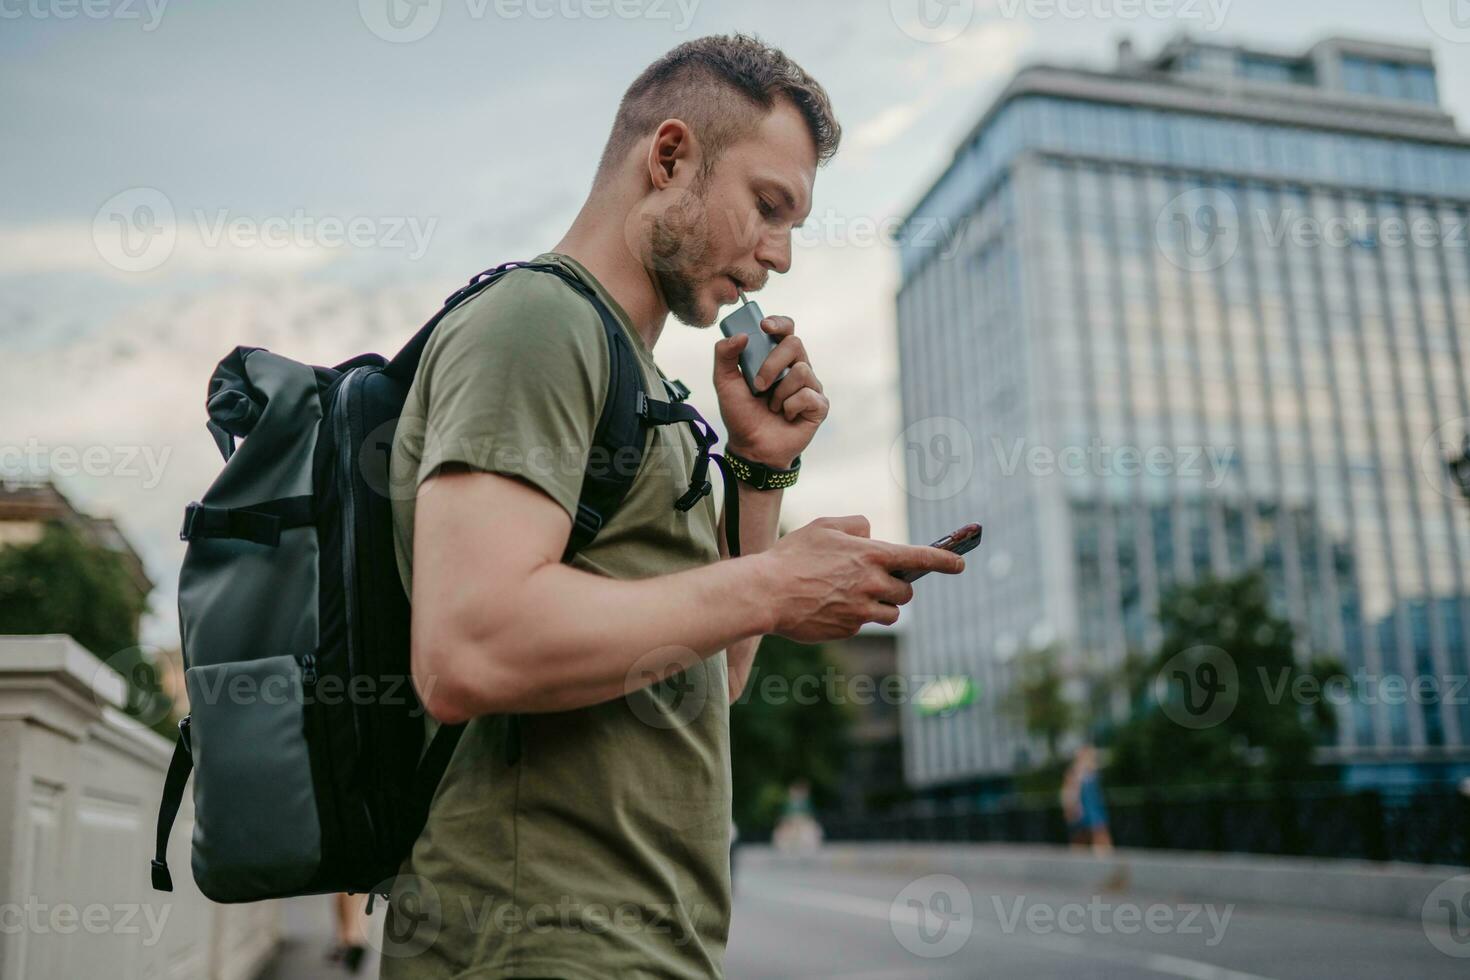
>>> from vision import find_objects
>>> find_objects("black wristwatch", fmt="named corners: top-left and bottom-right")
top-left (724, 451), bottom-right (801, 491)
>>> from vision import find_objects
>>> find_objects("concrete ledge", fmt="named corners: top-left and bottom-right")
top-left (0, 633), bottom-right (280, 980)
top-left (740, 843), bottom-right (1470, 925)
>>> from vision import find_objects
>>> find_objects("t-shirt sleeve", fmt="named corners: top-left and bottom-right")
top-left (409, 271), bottom-right (610, 521)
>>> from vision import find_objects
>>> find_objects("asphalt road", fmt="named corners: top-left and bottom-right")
top-left (262, 853), bottom-right (1467, 979)
top-left (724, 853), bottom-right (1467, 980)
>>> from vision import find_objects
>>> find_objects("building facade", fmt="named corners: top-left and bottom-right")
top-left (895, 35), bottom-right (1470, 788)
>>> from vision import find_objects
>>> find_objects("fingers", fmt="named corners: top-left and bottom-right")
top-left (871, 574), bottom-right (915, 607)
top-left (752, 333), bottom-right (810, 392)
top-left (812, 514), bottom-right (871, 537)
top-left (766, 361), bottom-right (823, 410)
top-left (863, 601), bottom-right (901, 627)
top-left (713, 333), bottom-right (749, 381)
top-left (759, 315), bottom-right (795, 337)
top-left (778, 387), bottom-right (829, 424)
top-left (879, 543), bottom-right (966, 576)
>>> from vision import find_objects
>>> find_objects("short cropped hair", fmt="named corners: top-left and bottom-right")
top-left (595, 33), bottom-right (841, 184)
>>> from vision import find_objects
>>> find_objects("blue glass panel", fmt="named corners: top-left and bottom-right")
top-left (1374, 61), bottom-right (1402, 100)
top-left (1407, 66), bottom-right (1438, 105)
top-left (1342, 56), bottom-right (1372, 95)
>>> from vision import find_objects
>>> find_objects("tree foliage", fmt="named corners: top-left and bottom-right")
top-left (1003, 643), bottom-right (1076, 765)
top-left (729, 635), bottom-right (851, 834)
top-left (0, 521), bottom-right (170, 737)
top-left (1106, 570), bottom-right (1339, 789)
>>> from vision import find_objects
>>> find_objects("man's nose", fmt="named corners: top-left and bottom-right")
top-left (753, 230), bottom-right (792, 276)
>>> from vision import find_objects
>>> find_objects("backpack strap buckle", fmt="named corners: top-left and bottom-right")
top-left (179, 502), bottom-right (204, 541)
top-left (178, 496), bottom-right (313, 547)
top-left (675, 479), bottom-right (713, 512)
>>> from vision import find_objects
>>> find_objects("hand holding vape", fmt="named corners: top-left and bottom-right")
top-left (719, 291), bottom-right (791, 397)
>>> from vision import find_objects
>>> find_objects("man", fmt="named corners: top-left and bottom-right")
top-left (383, 33), bottom-right (964, 979)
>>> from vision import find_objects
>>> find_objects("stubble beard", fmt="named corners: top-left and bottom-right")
top-left (648, 176), bottom-right (718, 329)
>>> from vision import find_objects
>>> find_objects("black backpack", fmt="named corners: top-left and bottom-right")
top-left (150, 260), bottom-right (736, 903)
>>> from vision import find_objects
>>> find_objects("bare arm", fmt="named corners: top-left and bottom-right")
top-left (410, 468), bottom-right (964, 724)
top-left (411, 467), bottom-right (776, 723)
top-left (717, 476), bottom-right (782, 703)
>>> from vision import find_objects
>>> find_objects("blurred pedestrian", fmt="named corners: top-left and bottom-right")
top-left (328, 892), bottom-right (368, 973)
top-left (772, 780), bottom-right (823, 855)
top-left (1061, 745), bottom-right (1113, 856)
top-left (729, 818), bottom-right (741, 892)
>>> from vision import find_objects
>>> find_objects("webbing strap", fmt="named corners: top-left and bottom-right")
top-left (711, 453), bottom-right (741, 559)
top-left (636, 393), bottom-right (741, 558)
top-left (178, 495), bottom-right (314, 547)
top-left (151, 717), bottom-right (193, 892)
top-left (400, 720), bottom-right (466, 858)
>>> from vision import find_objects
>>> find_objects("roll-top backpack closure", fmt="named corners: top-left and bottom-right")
top-left (204, 346), bottom-right (267, 462)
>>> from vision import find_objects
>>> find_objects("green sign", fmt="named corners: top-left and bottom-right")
top-left (915, 676), bottom-right (976, 716)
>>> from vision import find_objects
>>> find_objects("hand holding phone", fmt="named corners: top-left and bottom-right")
top-left (892, 523), bottom-right (982, 583)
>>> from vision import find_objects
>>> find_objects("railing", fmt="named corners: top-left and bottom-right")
top-left (821, 783), bottom-right (1470, 866)
top-left (0, 635), bottom-right (280, 980)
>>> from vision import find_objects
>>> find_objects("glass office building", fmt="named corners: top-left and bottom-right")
top-left (895, 35), bottom-right (1470, 788)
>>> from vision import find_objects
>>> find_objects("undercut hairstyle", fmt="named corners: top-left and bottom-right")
top-left (595, 33), bottom-right (841, 185)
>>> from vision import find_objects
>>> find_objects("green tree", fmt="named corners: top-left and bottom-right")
top-left (1003, 644), bottom-right (1076, 765)
top-left (729, 635), bottom-right (851, 834)
top-left (1106, 570), bottom-right (1339, 789)
top-left (0, 522), bottom-right (169, 737)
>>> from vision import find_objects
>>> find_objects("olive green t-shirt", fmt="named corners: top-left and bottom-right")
top-left (382, 253), bottom-right (731, 979)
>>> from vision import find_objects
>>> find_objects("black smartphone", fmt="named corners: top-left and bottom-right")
top-left (893, 522), bottom-right (983, 583)
top-left (719, 295), bottom-right (790, 396)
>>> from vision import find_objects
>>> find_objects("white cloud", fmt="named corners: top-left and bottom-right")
top-left (934, 18), bottom-right (1033, 86)
top-left (851, 20), bottom-right (1034, 161)
top-left (3, 275), bottom-right (441, 647)
top-left (0, 214), bottom-right (427, 280)
top-left (854, 101), bottom-right (931, 150)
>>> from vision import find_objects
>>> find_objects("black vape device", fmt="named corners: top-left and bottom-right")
top-left (718, 291), bottom-right (790, 397)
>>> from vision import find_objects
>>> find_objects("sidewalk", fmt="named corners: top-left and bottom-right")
top-left (259, 896), bottom-right (386, 980)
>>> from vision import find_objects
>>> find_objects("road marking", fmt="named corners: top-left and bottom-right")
top-left (756, 883), bottom-right (1283, 980)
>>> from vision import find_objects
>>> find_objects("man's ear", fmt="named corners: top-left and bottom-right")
top-left (646, 118), bottom-right (698, 190)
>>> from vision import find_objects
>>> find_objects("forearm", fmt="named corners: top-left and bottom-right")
top-left (719, 472), bottom-right (784, 701)
top-left (417, 549), bottom-right (779, 721)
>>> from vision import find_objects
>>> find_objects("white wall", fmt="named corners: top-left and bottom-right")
top-left (0, 635), bottom-right (279, 980)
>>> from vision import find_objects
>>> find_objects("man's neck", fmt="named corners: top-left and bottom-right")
top-left (552, 197), bottom-right (670, 351)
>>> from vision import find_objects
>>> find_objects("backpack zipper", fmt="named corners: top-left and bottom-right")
top-left (299, 645), bottom-right (345, 884)
top-left (333, 368), bottom-right (383, 857)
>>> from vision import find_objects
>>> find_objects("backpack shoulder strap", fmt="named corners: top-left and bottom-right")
top-left (398, 262), bottom-right (658, 843)
top-left (383, 261), bottom-right (533, 384)
top-left (535, 264), bottom-right (740, 561)
top-left (557, 273), bottom-right (648, 560)
top-left (396, 264), bottom-right (745, 868)
top-left (390, 260), bottom-right (661, 559)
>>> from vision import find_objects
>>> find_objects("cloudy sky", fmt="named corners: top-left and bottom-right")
top-left (3, 0), bottom-right (1467, 647)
